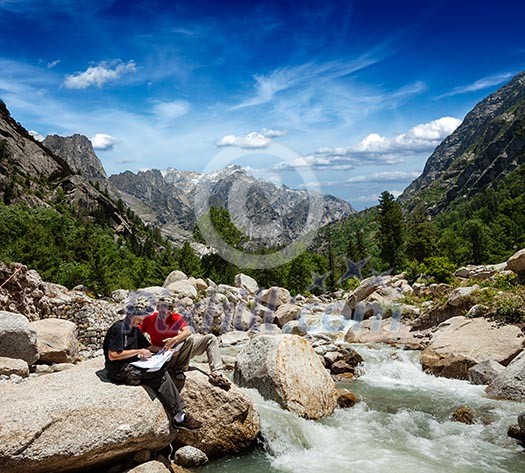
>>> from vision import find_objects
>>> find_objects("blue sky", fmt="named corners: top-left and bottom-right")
top-left (0, 0), bottom-right (524, 210)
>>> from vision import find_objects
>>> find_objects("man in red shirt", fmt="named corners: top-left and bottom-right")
top-left (140, 295), bottom-right (193, 390)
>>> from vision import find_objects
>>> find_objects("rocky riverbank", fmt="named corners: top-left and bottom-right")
top-left (1, 248), bottom-right (525, 471)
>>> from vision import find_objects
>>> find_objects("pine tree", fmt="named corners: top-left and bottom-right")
top-left (326, 237), bottom-right (337, 291)
top-left (406, 205), bottom-right (436, 262)
top-left (377, 191), bottom-right (405, 272)
top-left (178, 241), bottom-right (202, 277)
top-left (355, 229), bottom-right (367, 260)
top-left (288, 251), bottom-right (312, 295)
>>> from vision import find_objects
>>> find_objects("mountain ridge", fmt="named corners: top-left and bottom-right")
top-left (399, 70), bottom-right (525, 212)
top-left (109, 165), bottom-right (355, 247)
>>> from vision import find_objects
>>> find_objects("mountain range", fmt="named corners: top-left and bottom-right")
top-left (2, 69), bottom-right (525, 257)
top-left (42, 133), bottom-right (355, 247)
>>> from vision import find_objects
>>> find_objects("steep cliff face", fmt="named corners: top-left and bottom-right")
top-left (0, 102), bottom-right (129, 234)
top-left (400, 71), bottom-right (525, 212)
top-left (0, 101), bottom-right (72, 206)
top-left (43, 134), bottom-right (107, 181)
top-left (110, 165), bottom-right (355, 246)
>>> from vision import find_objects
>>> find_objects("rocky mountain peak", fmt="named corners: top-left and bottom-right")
top-left (400, 70), bottom-right (525, 213)
top-left (43, 134), bottom-right (107, 181)
top-left (109, 165), bottom-right (355, 246)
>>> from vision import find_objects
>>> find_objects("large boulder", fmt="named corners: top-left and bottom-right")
top-left (421, 316), bottom-right (524, 379)
top-left (30, 318), bottom-right (79, 364)
top-left (234, 335), bottom-right (337, 419)
top-left (486, 351), bottom-right (525, 401)
top-left (0, 311), bottom-right (39, 364)
top-left (163, 270), bottom-right (188, 287)
top-left (446, 286), bottom-right (479, 308)
top-left (252, 304), bottom-right (275, 323)
top-left (234, 273), bottom-right (258, 294)
top-left (232, 305), bottom-right (255, 331)
top-left (0, 358), bottom-right (259, 473)
top-left (507, 249), bottom-right (525, 276)
top-left (343, 276), bottom-right (382, 316)
top-left (173, 371), bottom-right (259, 457)
top-left (188, 277), bottom-right (208, 293)
top-left (353, 287), bottom-right (405, 320)
top-left (344, 318), bottom-right (424, 349)
top-left (257, 287), bottom-right (291, 310)
top-left (281, 320), bottom-right (308, 336)
top-left (273, 303), bottom-right (301, 328)
top-left (166, 281), bottom-right (198, 299)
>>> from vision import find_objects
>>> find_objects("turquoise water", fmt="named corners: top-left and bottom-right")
top-left (203, 345), bottom-right (524, 473)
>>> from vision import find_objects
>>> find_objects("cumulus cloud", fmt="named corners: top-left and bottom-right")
top-left (216, 132), bottom-right (271, 149)
top-left (90, 133), bottom-right (119, 151)
top-left (216, 128), bottom-right (286, 149)
top-left (29, 130), bottom-right (45, 141)
top-left (152, 100), bottom-right (190, 121)
top-left (352, 117), bottom-right (461, 154)
top-left (63, 60), bottom-right (136, 89)
top-left (438, 72), bottom-right (514, 98)
top-left (47, 59), bottom-right (61, 69)
top-left (278, 117), bottom-right (460, 172)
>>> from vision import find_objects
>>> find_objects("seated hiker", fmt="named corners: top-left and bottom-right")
top-left (140, 295), bottom-right (230, 389)
top-left (185, 332), bottom-right (231, 389)
top-left (103, 300), bottom-right (202, 431)
top-left (139, 295), bottom-right (193, 389)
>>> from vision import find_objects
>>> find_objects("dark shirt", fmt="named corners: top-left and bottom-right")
top-left (103, 320), bottom-right (150, 378)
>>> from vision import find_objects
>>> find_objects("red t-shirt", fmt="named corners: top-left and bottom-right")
top-left (140, 312), bottom-right (188, 348)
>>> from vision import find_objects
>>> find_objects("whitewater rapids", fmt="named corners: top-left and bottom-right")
top-left (202, 344), bottom-right (524, 473)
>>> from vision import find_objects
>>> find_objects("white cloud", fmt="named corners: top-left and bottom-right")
top-left (261, 128), bottom-right (287, 137)
top-left (29, 130), bottom-right (45, 141)
top-left (345, 171), bottom-right (421, 184)
top-left (216, 132), bottom-right (271, 149)
top-left (214, 128), bottom-right (285, 149)
top-left (438, 72), bottom-right (514, 98)
top-left (152, 100), bottom-right (190, 121)
top-left (90, 133), bottom-right (119, 151)
top-left (47, 59), bottom-right (61, 69)
top-left (63, 60), bottom-right (137, 89)
top-left (278, 117), bottom-right (460, 172)
top-left (351, 116), bottom-right (461, 154)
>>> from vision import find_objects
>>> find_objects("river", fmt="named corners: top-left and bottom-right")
top-left (202, 344), bottom-right (524, 473)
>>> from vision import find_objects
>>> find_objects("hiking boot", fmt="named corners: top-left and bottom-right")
top-left (171, 413), bottom-right (203, 431)
top-left (209, 371), bottom-right (231, 391)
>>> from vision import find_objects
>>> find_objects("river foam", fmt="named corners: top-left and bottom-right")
top-left (203, 344), bottom-right (524, 473)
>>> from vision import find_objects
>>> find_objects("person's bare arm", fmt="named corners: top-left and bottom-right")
top-left (163, 326), bottom-right (192, 349)
top-left (108, 348), bottom-right (152, 361)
